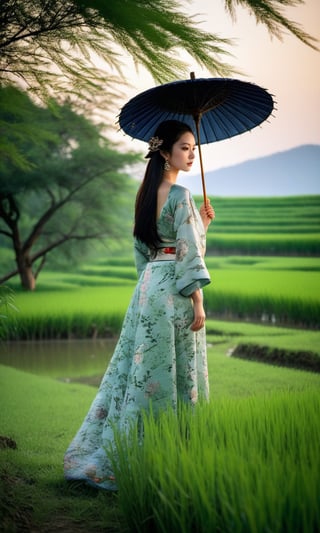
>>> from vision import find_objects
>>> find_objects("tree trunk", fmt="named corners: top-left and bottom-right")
top-left (17, 253), bottom-right (36, 291)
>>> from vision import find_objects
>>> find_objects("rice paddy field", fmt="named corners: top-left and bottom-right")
top-left (1, 366), bottom-right (319, 532)
top-left (1, 195), bottom-right (320, 532)
top-left (2, 194), bottom-right (319, 338)
top-left (205, 195), bottom-right (320, 255)
top-left (2, 253), bottom-right (320, 341)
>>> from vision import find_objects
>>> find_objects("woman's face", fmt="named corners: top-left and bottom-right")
top-left (167, 131), bottom-right (196, 172)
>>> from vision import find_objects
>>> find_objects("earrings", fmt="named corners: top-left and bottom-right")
top-left (164, 159), bottom-right (171, 172)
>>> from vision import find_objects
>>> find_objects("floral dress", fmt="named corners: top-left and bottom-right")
top-left (64, 184), bottom-right (211, 490)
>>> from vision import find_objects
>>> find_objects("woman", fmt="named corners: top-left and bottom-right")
top-left (64, 120), bottom-right (215, 490)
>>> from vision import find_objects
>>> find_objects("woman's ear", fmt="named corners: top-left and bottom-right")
top-left (160, 150), bottom-right (169, 160)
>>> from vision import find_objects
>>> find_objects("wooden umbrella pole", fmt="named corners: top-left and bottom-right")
top-left (194, 116), bottom-right (207, 205)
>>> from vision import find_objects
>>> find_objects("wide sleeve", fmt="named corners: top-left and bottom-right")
top-left (134, 238), bottom-right (150, 279)
top-left (173, 188), bottom-right (211, 297)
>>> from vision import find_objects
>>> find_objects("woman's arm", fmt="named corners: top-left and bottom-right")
top-left (190, 289), bottom-right (206, 332)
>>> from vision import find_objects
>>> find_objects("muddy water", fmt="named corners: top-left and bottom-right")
top-left (0, 339), bottom-right (117, 386)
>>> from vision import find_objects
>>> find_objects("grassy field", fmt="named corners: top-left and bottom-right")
top-left (2, 195), bottom-right (319, 336)
top-left (1, 308), bottom-right (320, 533)
top-left (3, 254), bottom-right (319, 341)
top-left (1, 343), bottom-right (320, 532)
top-left (2, 198), bottom-right (319, 369)
top-left (113, 391), bottom-right (320, 532)
top-left (202, 195), bottom-right (320, 255)
top-left (1, 195), bottom-right (320, 531)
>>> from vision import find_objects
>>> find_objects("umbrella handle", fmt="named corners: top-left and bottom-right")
top-left (194, 117), bottom-right (207, 205)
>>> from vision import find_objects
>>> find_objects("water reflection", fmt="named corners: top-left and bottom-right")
top-left (0, 339), bottom-right (116, 384)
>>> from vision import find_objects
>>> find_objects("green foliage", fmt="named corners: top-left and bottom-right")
top-left (0, 0), bottom-right (233, 106)
top-left (1, 284), bottom-right (133, 340)
top-left (0, 286), bottom-right (18, 339)
top-left (77, 0), bottom-right (233, 82)
top-left (0, 87), bottom-right (57, 172)
top-left (205, 289), bottom-right (320, 329)
top-left (0, 87), bottom-right (139, 286)
top-left (1, 0), bottom-right (317, 108)
top-left (0, 0), bottom-right (125, 106)
top-left (113, 391), bottom-right (320, 532)
top-left (206, 318), bottom-right (320, 355)
top-left (224, 0), bottom-right (318, 50)
top-left (4, 312), bottom-right (125, 341)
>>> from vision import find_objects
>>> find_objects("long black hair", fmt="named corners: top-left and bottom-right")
top-left (134, 120), bottom-right (194, 251)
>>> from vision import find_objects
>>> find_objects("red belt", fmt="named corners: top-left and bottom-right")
top-left (162, 247), bottom-right (176, 254)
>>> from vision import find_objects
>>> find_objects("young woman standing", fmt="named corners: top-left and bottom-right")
top-left (64, 120), bottom-right (215, 490)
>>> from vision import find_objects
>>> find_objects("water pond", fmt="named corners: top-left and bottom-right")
top-left (0, 339), bottom-right (116, 386)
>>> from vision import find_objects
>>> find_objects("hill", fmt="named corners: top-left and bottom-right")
top-left (179, 144), bottom-right (320, 197)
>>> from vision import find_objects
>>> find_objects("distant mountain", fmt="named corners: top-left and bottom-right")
top-left (179, 144), bottom-right (320, 197)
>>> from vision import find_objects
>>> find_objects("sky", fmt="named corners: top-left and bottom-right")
top-left (112, 0), bottom-right (320, 176)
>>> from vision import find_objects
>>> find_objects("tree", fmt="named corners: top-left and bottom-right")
top-left (0, 1), bottom-right (317, 290)
top-left (1, 0), bottom-right (317, 173)
top-left (1, 0), bottom-right (317, 106)
top-left (0, 0), bottom-right (232, 106)
top-left (0, 87), bottom-right (139, 290)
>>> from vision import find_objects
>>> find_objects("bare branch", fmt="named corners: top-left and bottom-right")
top-left (0, 268), bottom-right (19, 284)
top-left (34, 254), bottom-right (46, 279)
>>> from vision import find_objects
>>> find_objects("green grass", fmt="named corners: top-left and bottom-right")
top-left (205, 319), bottom-right (320, 373)
top-left (1, 195), bottom-right (319, 530)
top-left (206, 319), bottom-right (320, 353)
top-left (200, 195), bottom-right (320, 255)
top-left (1, 357), bottom-right (320, 532)
top-left (4, 254), bottom-right (319, 339)
top-left (205, 256), bottom-right (320, 327)
top-left (3, 195), bottom-right (320, 332)
top-left (113, 391), bottom-right (320, 533)
top-left (3, 285), bottom-right (134, 340)
top-left (0, 365), bottom-right (122, 532)
top-left (206, 233), bottom-right (320, 255)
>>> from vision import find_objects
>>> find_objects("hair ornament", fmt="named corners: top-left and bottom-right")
top-left (148, 136), bottom-right (163, 152)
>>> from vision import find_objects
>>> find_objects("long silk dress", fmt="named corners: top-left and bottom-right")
top-left (64, 184), bottom-right (211, 490)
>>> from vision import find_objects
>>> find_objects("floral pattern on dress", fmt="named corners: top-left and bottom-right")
top-left (64, 184), bottom-right (211, 490)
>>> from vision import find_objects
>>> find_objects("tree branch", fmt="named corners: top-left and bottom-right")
top-left (34, 254), bottom-right (46, 279)
top-left (0, 268), bottom-right (19, 284)
top-left (0, 228), bottom-right (13, 239)
top-left (21, 173), bottom-right (101, 255)
top-left (0, 194), bottom-right (20, 228)
top-left (30, 230), bottom-right (106, 264)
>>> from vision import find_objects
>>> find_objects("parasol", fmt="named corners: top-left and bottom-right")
top-left (118, 73), bottom-right (274, 203)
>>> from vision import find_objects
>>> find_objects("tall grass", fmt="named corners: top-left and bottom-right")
top-left (3, 312), bottom-right (125, 340)
top-left (206, 233), bottom-right (320, 255)
top-left (2, 285), bottom-right (133, 340)
top-left (112, 390), bottom-right (320, 533)
top-left (205, 259), bottom-right (320, 328)
top-left (205, 290), bottom-right (320, 328)
top-left (3, 253), bottom-right (320, 339)
top-left (202, 195), bottom-right (320, 255)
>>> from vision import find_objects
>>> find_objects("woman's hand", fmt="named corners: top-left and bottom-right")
top-left (190, 289), bottom-right (206, 331)
top-left (200, 199), bottom-right (215, 231)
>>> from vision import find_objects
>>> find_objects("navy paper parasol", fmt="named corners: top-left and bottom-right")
top-left (119, 74), bottom-right (274, 202)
